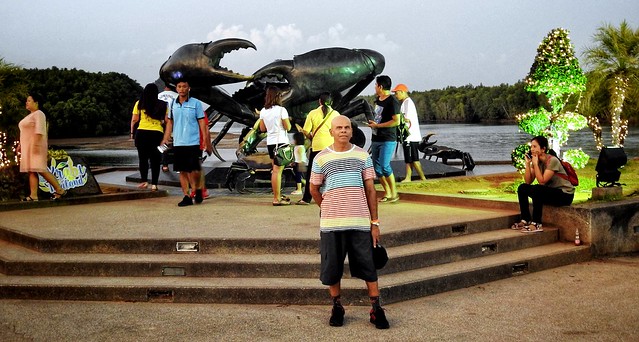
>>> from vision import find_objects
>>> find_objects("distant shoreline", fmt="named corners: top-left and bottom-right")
top-left (50, 133), bottom-right (242, 151)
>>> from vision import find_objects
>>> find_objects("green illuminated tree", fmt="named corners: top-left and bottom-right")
top-left (514, 28), bottom-right (588, 169)
top-left (511, 28), bottom-right (589, 170)
top-left (583, 20), bottom-right (639, 148)
top-left (525, 28), bottom-right (587, 114)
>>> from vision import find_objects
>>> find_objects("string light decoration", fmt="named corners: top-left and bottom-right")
top-left (586, 116), bottom-right (604, 150)
top-left (513, 28), bottom-right (589, 170)
top-left (610, 75), bottom-right (629, 146)
top-left (0, 132), bottom-right (11, 168)
top-left (525, 28), bottom-right (587, 113)
top-left (0, 103), bottom-right (19, 168)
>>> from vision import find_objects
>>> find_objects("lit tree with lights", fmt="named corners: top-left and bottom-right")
top-left (513, 28), bottom-right (589, 171)
top-left (0, 58), bottom-right (27, 200)
top-left (583, 20), bottom-right (639, 148)
top-left (0, 58), bottom-right (25, 167)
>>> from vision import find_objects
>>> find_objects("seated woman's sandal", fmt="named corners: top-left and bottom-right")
top-left (521, 222), bottom-right (543, 233)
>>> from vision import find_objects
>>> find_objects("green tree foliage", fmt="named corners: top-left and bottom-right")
top-left (0, 58), bottom-right (28, 199)
top-left (511, 28), bottom-right (589, 171)
top-left (365, 81), bottom-right (540, 124)
top-left (583, 20), bottom-right (639, 147)
top-left (517, 28), bottom-right (588, 161)
top-left (0, 58), bottom-right (28, 140)
top-left (25, 67), bottom-right (141, 138)
top-left (525, 28), bottom-right (587, 113)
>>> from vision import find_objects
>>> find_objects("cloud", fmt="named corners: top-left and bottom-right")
top-left (206, 23), bottom-right (304, 52)
top-left (307, 24), bottom-right (347, 46)
top-left (203, 23), bottom-right (399, 54)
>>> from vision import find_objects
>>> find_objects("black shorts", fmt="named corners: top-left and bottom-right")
top-left (320, 230), bottom-right (377, 285)
top-left (173, 145), bottom-right (201, 172)
top-left (267, 144), bottom-right (276, 160)
top-left (403, 141), bottom-right (420, 163)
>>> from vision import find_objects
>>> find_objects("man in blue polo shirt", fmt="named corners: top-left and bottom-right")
top-left (161, 78), bottom-right (212, 206)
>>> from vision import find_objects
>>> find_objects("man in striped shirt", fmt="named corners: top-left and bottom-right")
top-left (309, 115), bottom-right (389, 329)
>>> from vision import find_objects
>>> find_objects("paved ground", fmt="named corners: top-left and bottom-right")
top-left (1, 172), bottom-right (638, 341)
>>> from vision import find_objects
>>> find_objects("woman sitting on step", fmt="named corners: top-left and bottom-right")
top-left (511, 136), bottom-right (574, 233)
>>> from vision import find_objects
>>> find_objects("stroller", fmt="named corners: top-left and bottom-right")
top-left (224, 122), bottom-right (292, 193)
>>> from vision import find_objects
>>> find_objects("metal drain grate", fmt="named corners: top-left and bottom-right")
top-left (162, 267), bottom-right (186, 276)
top-left (512, 262), bottom-right (529, 275)
top-left (451, 224), bottom-right (467, 234)
top-left (481, 243), bottom-right (497, 254)
top-left (176, 241), bottom-right (199, 252)
top-left (147, 289), bottom-right (174, 301)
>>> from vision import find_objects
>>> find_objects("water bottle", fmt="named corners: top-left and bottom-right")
top-left (157, 144), bottom-right (169, 153)
top-left (574, 228), bottom-right (581, 246)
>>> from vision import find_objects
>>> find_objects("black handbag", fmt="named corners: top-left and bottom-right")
top-left (372, 244), bottom-right (389, 269)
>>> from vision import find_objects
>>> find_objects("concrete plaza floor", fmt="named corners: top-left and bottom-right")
top-left (0, 171), bottom-right (638, 341)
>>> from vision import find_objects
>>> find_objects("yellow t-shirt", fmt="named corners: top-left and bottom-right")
top-left (302, 106), bottom-right (340, 151)
top-left (132, 101), bottom-right (165, 132)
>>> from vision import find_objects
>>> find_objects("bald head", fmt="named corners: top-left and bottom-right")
top-left (331, 115), bottom-right (350, 128)
top-left (330, 115), bottom-right (353, 149)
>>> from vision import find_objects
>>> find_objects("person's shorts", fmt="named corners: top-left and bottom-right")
top-left (173, 145), bottom-right (201, 172)
top-left (403, 141), bottom-right (420, 163)
top-left (320, 230), bottom-right (378, 285)
top-left (267, 144), bottom-right (276, 160)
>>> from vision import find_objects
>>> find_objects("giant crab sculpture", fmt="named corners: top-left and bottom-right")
top-left (159, 38), bottom-right (385, 161)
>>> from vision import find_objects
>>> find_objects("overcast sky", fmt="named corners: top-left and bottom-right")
top-left (1, 0), bottom-right (637, 94)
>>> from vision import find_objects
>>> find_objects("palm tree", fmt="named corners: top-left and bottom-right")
top-left (583, 20), bottom-right (639, 147)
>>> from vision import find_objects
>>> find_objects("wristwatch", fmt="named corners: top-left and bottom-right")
top-left (370, 220), bottom-right (380, 226)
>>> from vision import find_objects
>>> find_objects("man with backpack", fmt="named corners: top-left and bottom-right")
top-left (511, 136), bottom-right (575, 233)
top-left (393, 83), bottom-right (427, 183)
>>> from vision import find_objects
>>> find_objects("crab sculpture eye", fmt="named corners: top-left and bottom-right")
top-left (171, 71), bottom-right (183, 79)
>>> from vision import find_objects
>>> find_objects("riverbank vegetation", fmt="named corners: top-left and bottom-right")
top-left (0, 66), bottom-right (140, 139)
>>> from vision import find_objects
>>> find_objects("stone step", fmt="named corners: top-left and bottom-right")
top-left (0, 228), bottom-right (559, 278)
top-left (0, 214), bottom-right (518, 255)
top-left (0, 243), bottom-right (590, 305)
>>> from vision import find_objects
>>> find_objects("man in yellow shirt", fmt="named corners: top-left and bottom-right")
top-left (297, 92), bottom-right (340, 205)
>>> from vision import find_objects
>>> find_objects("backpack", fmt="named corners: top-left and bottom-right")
top-left (550, 156), bottom-right (579, 186)
top-left (397, 115), bottom-right (410, 143)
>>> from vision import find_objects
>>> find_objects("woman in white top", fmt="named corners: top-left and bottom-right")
top-left (259, 86), bottom-right (292, 206)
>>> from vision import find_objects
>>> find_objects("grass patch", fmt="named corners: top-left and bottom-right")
top-left (397, 157), bottom-right (639, 204)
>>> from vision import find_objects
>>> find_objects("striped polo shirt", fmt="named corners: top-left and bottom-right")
top-left (310, 145), bottom-right (375, 232)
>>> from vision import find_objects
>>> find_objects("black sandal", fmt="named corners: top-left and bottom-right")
top-left (272, 199), bottom-right (291, 206)
top-left (52, 190), bottom-right (68, 200)
top-left (22, 196), bottom-right (38, 202)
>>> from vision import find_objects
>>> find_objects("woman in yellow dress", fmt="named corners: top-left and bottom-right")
top-left (18, 93), bottom-right (67, 201)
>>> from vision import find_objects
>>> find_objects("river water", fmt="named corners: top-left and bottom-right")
top-left (67, 123), bottom-right (637, 174)
top-left (411, 123), bottom-right (638, 162)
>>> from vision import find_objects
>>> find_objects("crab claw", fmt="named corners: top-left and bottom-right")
top-left (359, 49), bottom-right (385, 76)
top-left (160, 38), bottom-right (256, 87)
